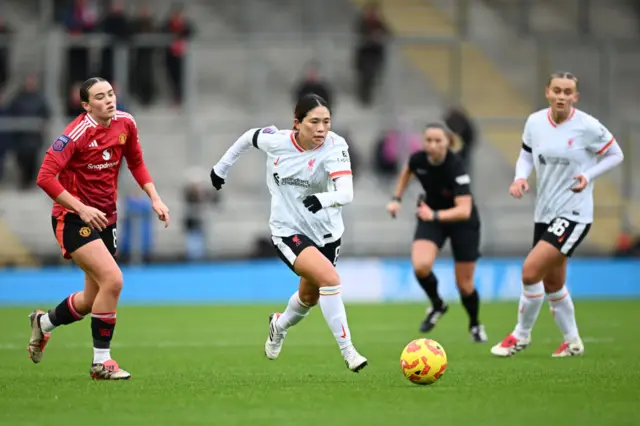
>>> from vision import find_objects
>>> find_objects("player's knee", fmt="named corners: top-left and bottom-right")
top-left (521, 263), bottom-right (542, 285)
top-left (543, 280), bottom-right (563, 294)
top-left (314, 268), bottom-right (340, 288)
top-left (413, 262), bottom-right (433, 278)
top-left (98, 270), bottom-right (124, 299)
top-left (299, 293), bottom-right (319, 307)
top-left (456, 279), bottom-right (474, 296)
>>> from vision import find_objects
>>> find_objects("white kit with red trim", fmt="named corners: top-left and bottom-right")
top-left (521, 107), bottom-right (617, 224)
top-left (213, 126), bottom-right (354, 246)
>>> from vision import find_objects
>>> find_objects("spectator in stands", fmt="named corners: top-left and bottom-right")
top-left (353, 1), bottom-right (390, 107)
top-left (163, 3), bottom-right (194, 106)
top-left (374, 125), bottom-right (421, 176)
top-left (66, 81), bottom-right (85, 119)
top-left (129, 2), bottom-right (156, 106)
top-left (182, 167), bottom-right (220, 261)
top-left (293, 61), bottom-right (333, 111)
top-left (98, 0), bottom-right (130, 83)
top-left (0, 99), bottom-right (9, 183)
top-left (443, 106), bottom-right (476, 177)
top-left (0, 15), bottom-right (12, 91)
top-left (62, 0), bottom-right (99, 92)
top-left (7, 73), bottom-right (51, 190)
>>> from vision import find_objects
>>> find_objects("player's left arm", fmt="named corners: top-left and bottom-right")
top-left (420, 160), bottom-right (473, 222)
top-left (579, 119), bottom-right (624, 185)
top-left (303, 142), bottom-right (353, 213)
top-left (123, 117), bottom-right (170, 227)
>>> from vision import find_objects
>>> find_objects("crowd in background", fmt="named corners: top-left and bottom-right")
top-left (0, 0), bottom-right (635, 261)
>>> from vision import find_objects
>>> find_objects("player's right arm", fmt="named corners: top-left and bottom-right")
top-left (510, 115), bottom-right (534, 199)
top-left (210, 126), bottom-right (277, 190)
top-left (387, 154), bottom-right (416, 218)
top-left (36, 133), bottom-right (108, 230)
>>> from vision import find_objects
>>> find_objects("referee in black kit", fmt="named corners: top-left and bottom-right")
top-left (386, 123), bottom-right (487, 343)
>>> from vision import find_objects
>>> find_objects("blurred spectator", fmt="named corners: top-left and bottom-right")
top-left (129, 3), bottom-right (157, 106)
top-left (614, 232), bottom-right (640, 257)
top-left (373, 126), bottom-right (421, 176)
top-left (353, 1), bottom-right (390, 107)
top-left (182, 167), bottom-right (220, 261)
top-left (0, 98), bottom-right (9, 183)
top-left (66, 81), bottom-right (85, 119)
top-left (163, 4), bottom-right (194, 106)
top-left (111, 82), bottom-right (130, 113)
top-left (7, 73), bottom-right (51, 190)
top-left (443, 106), bottom-right (476, 176)
top-left (99, 0), bottom-right (131, 83)
top-left (63, 0), bottom-right (99, 91)
top-left (0, 15), bottom-right (12, 91)
top-left (293, 61), bottom-right (333, 111)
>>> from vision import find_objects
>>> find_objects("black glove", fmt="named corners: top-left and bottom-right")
top-left (210, 168), bottom-right (225, 190)
top-left (303, 195), bottom-right (322, 213)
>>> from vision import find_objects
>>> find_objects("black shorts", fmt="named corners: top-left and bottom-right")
top-left (533, 217), bottom-right (591, 257)
top-left (51, 213), bottom-right (117, 259)
top-left (271, 234), bottom-right (341, 275)
top-left (414, 220), bottom-right (480, 262)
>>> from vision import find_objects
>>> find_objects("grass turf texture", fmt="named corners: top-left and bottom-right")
top-left (0, 301), bottom-right (638, 426)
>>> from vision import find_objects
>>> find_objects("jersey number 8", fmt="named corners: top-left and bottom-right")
top-left (547, 218), bottom-right (570, 237)
top-left (333, 246), bottom-right (340, 266)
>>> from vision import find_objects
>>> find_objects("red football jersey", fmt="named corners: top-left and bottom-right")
top-left (36, 111), bottom-right (152, 225)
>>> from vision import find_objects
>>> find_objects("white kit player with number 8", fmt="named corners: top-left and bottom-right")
top-left (209, 94), bottom-right (367, 373)
top-left (491, 72), bottom-right (624, 358)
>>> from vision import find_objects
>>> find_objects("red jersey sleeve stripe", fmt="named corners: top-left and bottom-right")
top-left (68, 121), bottom-right (89, 141)
top-left (596, 137), bottom-right (615, 155)
top-left (330, 170), bottom-right (352, 179)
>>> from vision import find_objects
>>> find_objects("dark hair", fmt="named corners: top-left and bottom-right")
top-left (425, 122), bottom-right (455, 148)
top-left (547, 71), bottom-right (578, 89)
top-left (294, 93), bottom-right (330, 122)
top-left (80, 77), bottom-right (108, 103)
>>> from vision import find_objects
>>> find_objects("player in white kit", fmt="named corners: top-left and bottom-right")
top-left (210, 94), bottom-right (367, 372)
top-left (491, 72), bottom-right (624, 358)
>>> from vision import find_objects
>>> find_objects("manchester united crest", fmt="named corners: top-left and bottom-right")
top-left (119, 133), bottom-right (127, 144)
top-left (79, 227), bottom-right (91, 237)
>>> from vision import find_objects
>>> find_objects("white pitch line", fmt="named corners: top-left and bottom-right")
top-left (0, 337), bottom-right (614, 351)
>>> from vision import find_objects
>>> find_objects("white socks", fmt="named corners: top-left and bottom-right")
top-left (276, 292), bottom-right (312, 330)
top-left (513, 282), bottom-right (544, 340)
top-left (547, 286), bottom-right (580, 342)
top-left (319, 285), bottom-right (352, 352)
top-left (39, 313), bottom-right (56, 333)
top-left (93, 348), bottom-right (111, 364)
top-left (513, 282), bottom-right (580, 342)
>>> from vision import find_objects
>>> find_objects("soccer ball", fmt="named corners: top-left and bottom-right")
top-left (400, 338), bottom-right (448, 385)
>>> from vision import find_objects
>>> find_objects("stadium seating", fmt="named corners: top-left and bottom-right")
top-left (1, 0), bottom-right (637, 263)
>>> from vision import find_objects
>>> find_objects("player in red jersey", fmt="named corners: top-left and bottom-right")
top-left (29, 77), bottom-right (170, 380)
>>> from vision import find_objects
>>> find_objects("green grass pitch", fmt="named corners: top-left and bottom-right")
top-left (0, 301), bottom-right (638, 426)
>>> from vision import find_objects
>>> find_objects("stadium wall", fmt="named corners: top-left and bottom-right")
top-left (0, 258), bottom-right (638, 305)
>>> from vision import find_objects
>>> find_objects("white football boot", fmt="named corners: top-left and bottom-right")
top-left (552, 339), bottom-right (584, 357)
top-left (343, 347), bottom-right (368, 373)
top-left (490, 333), bottom-right (531, 357)
top-left (265, 312), bottom-right (287, 360)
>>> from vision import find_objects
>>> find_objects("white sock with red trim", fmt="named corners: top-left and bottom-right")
top-left (318, 285), bottom-right (352, 354)
top-left (276, 291), bottom-right (312, 330)
top-left (547, 286), bottom-right (580, 342)
top-left (513, 282), bottom-right (544, 340)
